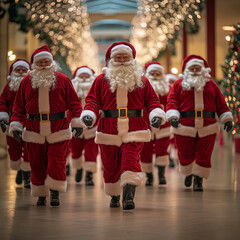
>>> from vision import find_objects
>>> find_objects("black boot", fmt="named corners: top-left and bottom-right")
top-left (85, 171), bottom-right (94, 186)
top-left (37, 196), bottom-right (46, 206)
top-left (66, 164), bottom-right (70, 176)
top-left (169, 156), bottom-right (175, 168)
top-left (22, 171), bottom-right (31, 189)
top-left (50, 189), bottom-right (60, 206)
top-left (110, 195), bottom-right (120, 208)
top-left (15, 170), bottom-right (23, 185)
top-left (158, 166), bottom-right (166, 185)
top-left (184, 174), bottom-right (193, 187)
top-left (122, 184), bottom-right (136, 210)
top-left (193, 175), bottom-right (203, 192)
top-left (145, 172), bottom-right (153, 186)
top-left (75, 168), bottom-right (83, 183)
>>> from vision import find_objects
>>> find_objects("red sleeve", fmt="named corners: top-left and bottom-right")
top-left (166, 80), bottom-right (181, 111)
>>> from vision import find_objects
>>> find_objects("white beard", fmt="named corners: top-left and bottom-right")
top-left (30, 62), bottom-right (57, 89)
top-left (105, 59), bottom-right (143, 92)
top-left (182, 68), bottom-right (211, 91)
top-left (146, 74), bottom-right (169, 96)
top-left (72, 76), bottom-right (94, 99)
top-left (8, 72), bottom-right (27, 92)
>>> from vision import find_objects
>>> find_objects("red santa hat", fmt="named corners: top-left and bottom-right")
top-left (182, 55), bottom-right (208, 72)
top-left (144, 62), bottom-right (164, 74)
top-left (8, 59), bottom-right (30, 76)
top-left (72, 66), bottom-right (96, 79)
top-left (31, 45), bottom-right (53, 64)
top-left (105, 42), bottom-right (136, 64)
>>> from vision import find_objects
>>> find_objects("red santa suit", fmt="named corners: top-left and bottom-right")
top-left (0, 59), bottom-right (30, 172)
top-left (141, 63), bottom-right (171, 174)
top-left (80, 42), bottom-right (165, 196)
top-left (70, 66), bottom-right (98, 174)
top-left (166, 55), bottom-right (233, 179)
top-left (9, 46), bottom-right (82, 197)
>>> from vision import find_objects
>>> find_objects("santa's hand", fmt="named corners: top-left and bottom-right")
top-left (224, 121), bottom-right (232, 132)
top-left (13, 130), bottom-right (22, 142)
top-left (151, 117), bottom-right (162, 129)
top-left (0, 120), bottom-right (8, 133)
top-left (72, 127), bottom-right (83, 138)
top-left (83, 116), bottom-right (93, 127)
top-left (170, 118), bottom-right (179, 128)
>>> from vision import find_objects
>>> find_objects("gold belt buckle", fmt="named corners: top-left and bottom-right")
top-left (195, 109), bottom-right (203, 119)
top-left (118, 108), bottom-right (127, 119)
top-left (40, 112), bottom-right (49, 122)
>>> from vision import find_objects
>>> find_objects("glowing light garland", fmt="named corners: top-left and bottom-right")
top-left (130, 0), bottom-right (204, 65)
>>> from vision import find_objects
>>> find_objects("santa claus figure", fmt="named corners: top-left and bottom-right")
top-left (141, 62), bottom-right (171, 186)
top-left (80, 42), bottom-right (166, 210)
top-left (0, 59), bottom-right (31, 188)
top-left (9, 45), bottom-right (83, 206)
top-left (166, 55), bottom-right (233, 191)
top-left (69, 66), bottom-right (98, 185)
top-left (166, 73), bottom-right (178, 87)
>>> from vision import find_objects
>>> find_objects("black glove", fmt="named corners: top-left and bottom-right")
top-left (13, 130), bottom-right (22, 142)
top-left (151, 117), bottom-right (162, 129)
top-left (224, 121), bottom-right (232, 132)
top-left (170, 118), bottom-right (179, 128)
top-left (72, 127), bottom-right (83, 138)
top-left (0, 120), bottom-right (8, 133)
top-left (83, 116), bottom-right (93, 127)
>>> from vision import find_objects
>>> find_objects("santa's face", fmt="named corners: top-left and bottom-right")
top-left (14, 66), bottom-right (28, 76)
top-left (113, 53), bottom-right (131, 63)
top-left (148, 70), bottom-right (163, 81)
top-left (78, 73), bottom-right (91, 82)
top-left (188, 64), bottom-right (202, 76)
top-left (35, 58), bottom-right (52, 69)
top-left (9, 66), bottom-right (28, 91)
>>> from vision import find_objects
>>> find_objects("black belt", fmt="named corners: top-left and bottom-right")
top-left (102, 108), bottom-right (143, 119)
top-left (180, 110), bottom-right (215, 119)
top-left (27, 112), bottom-right (66, 122)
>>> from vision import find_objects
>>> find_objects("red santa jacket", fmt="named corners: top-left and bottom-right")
top-left (10, 72), bottom-right (82, 144)
top-left (80, 74), bottom-right (166, 147)
top-left (166, 79), bottom-right (233, 138)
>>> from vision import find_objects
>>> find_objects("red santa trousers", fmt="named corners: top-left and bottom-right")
top-left (71, 137), bottom-right (98, 172)
top-left (26, 140), bottom-right (69, 194)
top-left (100, 142), bottom-right (143, 183)
top-left (175, 133), bottom-right (216, 177)
top-left (7, 135), bottom-right (29, 171)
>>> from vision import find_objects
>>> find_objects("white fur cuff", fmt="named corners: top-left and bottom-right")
top-left (192, 163), bottom-right (211, 179)
top-left (10, 158), bottom-right (23, 170)
top-left (166, 110), bottom-right (180, 121)
top-left (45, 175), bottom-right (67, 192)
top-left (149, 108), bottom-right (166, 125)
top-left (120, 171), bottom-right (145, 187)
top-left (104, 181), bottom-right (121, 196)
top-left (179, 162), bottom-right (194, 176)
top-left (0, 112), bottom-right (9, 121)
top-left (9, 121), bottom-right (23, 135)
top-left (219, 111), bottom-right (233, 124)
top-left (71, 156), bottom-right (83, 169)
top-left (80, 110), bottom-right (97, 128)
top-left (31, 184), bottom-right (49, 197)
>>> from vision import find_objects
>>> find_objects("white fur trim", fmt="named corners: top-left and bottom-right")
top-left (185, 59), bottom-right (204, 70)
top-left (198, 123), bottom-right (219, 138)
top-left (117, 118), bottom-right (129, 136)
top-left (102, 67), bottom-right (107, 74)
top-left (0, 112), bottom-right (9, 121)
top-left (31, 184), bottom-right (49, 197)
top-left (110, 45), bottom-right (133, 58)
top-left (171, 124), bottom-right (197, 137)
top-left (149, 108), bottom-right (166, 125)
top-left (166, 110), bottom-right (180, 121)
top-left (45, 175), bottom-right (67, 192)
top-left (21, 161), bottom-right (31, 171)
top-left (80, 110), bottom-right (97, 128)
top-left (34, 51), bottom-right (53, 63)
top-left (76, 67), bottom-right (93, 77)
top-left (141, 162), bottom-right (153, 173)
top-left (82, 126), bottom-right (97, 139)
top-left (12, 61), bottom-right (30, 71)
top-left (155, 155), bottom-right (169, 166)
top-left (84, 161), bottom-right (97, 173)
top-left (179, 162), bottom-right (194, 176)
top-left (71, 117), bottom-right (83, 128)
top-left (219, 111), bottom-right (233, 124)
top-left (10, 158), bottom-right (23, 170)
top-left (9, 121), bottom-right (23, 134)
top-left (47, 127), bottom-right (72, 143)
top-left (95, 131), bottom-right (122, 146)
top-left (104, 181), bottom-right (121, 196)
top-left (154, 127), bottom-right (171, 139)
top-left (166, 74), bottom-right (178, 83)
top-left (146, 64), bottom-right (164, 74)
top-left (71, 156), bottom-right (83, 169)
top-left (22, 129), bottom-right (45, 144)
top-left (122, 130), bottom-right (151, 143)
top-left (194, 90), bottom-right (204, 129)
top-left (120, 171), bottom-right (145, 187)
top-left (192, 163), bottom-right (211, 179)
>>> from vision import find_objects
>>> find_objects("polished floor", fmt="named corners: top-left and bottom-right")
top-left (0, 140), bottom-right (240, 240)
